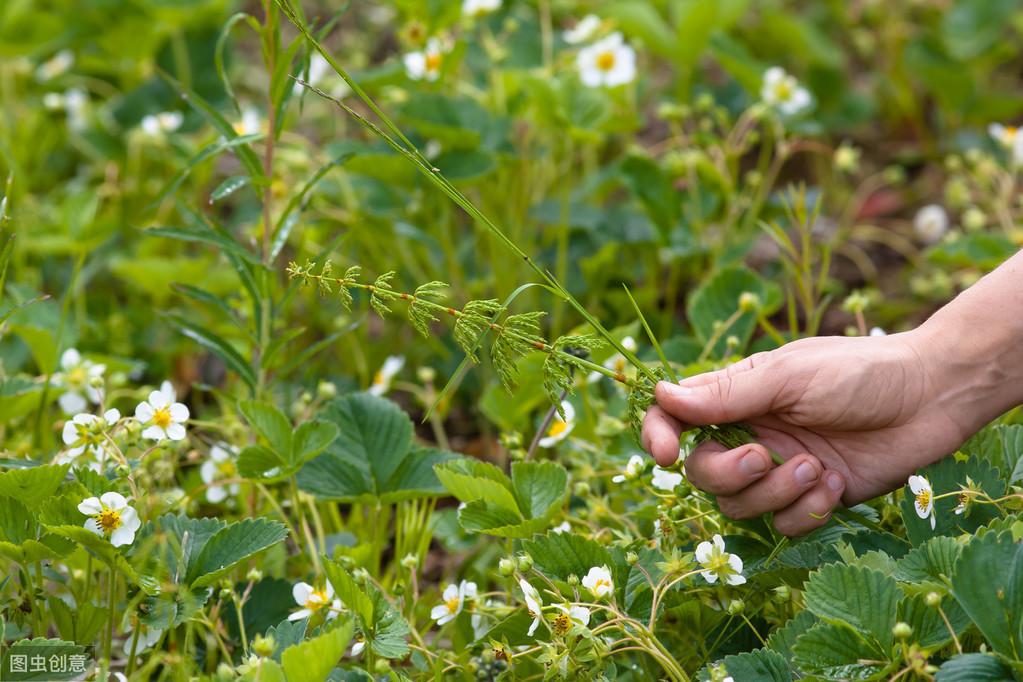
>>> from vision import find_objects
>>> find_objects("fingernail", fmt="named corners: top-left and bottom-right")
top-left (794, 461), bottom-right (819, 485)
top-left (826, 472), bottom-right (845, 492)
top-left (739, 450), bottom-right (767, 476)
top-left (658, 381), bottom-right (692, 396)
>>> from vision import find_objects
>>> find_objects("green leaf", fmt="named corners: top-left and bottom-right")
top-left (510, 460), bottom-right (568, 520)
top-left (292, 419), bottom-right (339, 464)
top-left (521, 532), bottom-right (612, 582)
top-left (378, 447), bottom-right (458, 503)
top-left (432, 459), bottom-right (519, 514)
top-left (321, 559), bottom-right (409, 659)
top-left (893, 536), bottom-right (961, 592)
top-left (766, 610), bottom-right (817, 663)
top-left (791, 623), bottom-right (891, 680)
top-left (209, 175), bottom-right (250, 203)
top-left (705, 648), bottom-right (791, 682)
top-left (312, 393), bottom-right (410, 489)
top-left (802, 563), bottom-right (899, 650)
top-left (687, 266), bottom-right (781, 358)
top-left (167, 314), bottom-right (256, 390)
top-left (0, 496), bottom-right (35, 544)
top-left (950, 531), bottom-right (1023, 657)
top-left (44, 525), bottom-right (140, 581)
top-left (899, 592), bottom-right (970, 650)
top-left (237, 445), bottom-right (288, 481)
top-left (936, 653), bottom-right (1015, 681)
top-left (0, 465), bottom-right (68, 509)
top-left (323, 559), bottom-right (374, 626)
top-left (186, 518), bottom-right (288, 588)
top-left (239, 400), bottom-right (294, 457)
top-left (281, 618), bottom-right (353, 682)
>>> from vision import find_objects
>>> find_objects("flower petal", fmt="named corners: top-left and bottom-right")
top-left (78, 497), bottom-right (103, 515)
top-left (100, 491), bottom-right (128, 510)
top-left (169, 403), bottom-right (190, 422)
top-left (292, 582), bottom-right (313, 606)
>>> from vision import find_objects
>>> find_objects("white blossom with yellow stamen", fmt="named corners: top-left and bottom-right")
top-left (760, 67), bottom-right (811, 116)
top-left (581, 565), bottom-right (614, 599)
top-left (519, 579), bottom-right (543, 636)
top-left (289, 581), bottom-right (341, 621)
top-left (53, 348), bottom-right (105, 415)
top-left (369, 355), bottom-right (405, 396)
top-left (135, 382), bottom-right (189, 442)
top-left (908, 475), bottom-right (936, 529)
top-left (576, 33), bottom-right (636, 88)
top-left (200, 444), bottom-right (240, 503)
top-left (462, 0), bottom-right (501, 17)
top-left (696, 534), bottom-right (746, 586)
top-left (538, 401), bottom-right (576, 448)
top-left (140, 111), bottom-right (183, 137)
top-left (431, 580), bottom-right (477, 626)
top-left (404, 39), bottom-right (446, 82)
top-left (78, 493), bottom-right (141, 548)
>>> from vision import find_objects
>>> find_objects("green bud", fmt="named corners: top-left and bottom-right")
top-left (834, 143), bottom-right (860, 174)
top-left (773, 585), bottom-right (791, 602)
top-left (400, 553), bottom-right (418, 570)
top-left (962, 207), bottom-right (986, 232)
top-left (727, 598), bottom-right (745, 615)
top-left (925, 592), bottom-right (942, 607)
top-left (516, 553), bottom-right (534, 571)
top-left (738, 291), bottom-right (761, 313)
top-left (216, 662), bottom-right (236, 679)
top-left (625, 551), bottom-right (639, 565)
top-left (498, 558), bottom-right (516, 576)
top-left (115, 464), bottom-right (132, 479)
top-left (373, 659), bottom-right (391, 674)
top-left (300, 391), bottom-right (313, 404)
top-left (695, 92), bottom-right (715, 112)
top-left (392, 582), bottom-right (406, 596)
top-left (252, 634), bottom-right (276, 658)
top-left (246, 568), bottom-right (263, 583)
top-left (417, 366), bottom-right (436, 383)
top-left (316, 381), bottom-right (337, 399)
top-left (567, 574), bottom-right (580, 586)
top-left (573, 482), bottom-right (591, 497)
top-left (892, 622), bottom-right (913, 639)
top-left (481, 648), bottom-right (495, 664)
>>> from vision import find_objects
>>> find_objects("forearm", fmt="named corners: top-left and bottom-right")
top-left (912, 249), bottom-right (1023, 435)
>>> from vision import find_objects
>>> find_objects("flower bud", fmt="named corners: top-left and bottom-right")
top-left (892, 622), bottom-right (913, 639)
top-left (316, 381), bottom-right (337, 400)
top-left (392, 582), bottom-right (406, 596)
top-left (498, 558), bottom-right (515, 576)
top-left (738, 292), bottom-right (761, 313)
top-left (925, 592), bottom-right (942, 607)
top-left (696, 92), bottom-right (714, 112)
top-left (834, 143), bottom-right (860, 174)
top-left (417, 366), bottom-right (436, 383)
top-left (962, 207), bottom-right (986, 232)
top-left (625, 551), bottom-right (639, 565)
top-left (115, 464), bottom-right (132, 479)
top-left (246, 568), bottom-right (263, 583)
top-left (373, 659), bottom-right (391, 674)
top-left (727, 598), bottom-right (745, 615)
top-left (300, 391), bottom-right (313, 404)
top-left (216, 662), bottom-right (236, 679)
top-left (772, 585), bottom-right (791, 602)
top-left (573, 482), bottom-right (591, 497)
top-left (567, 574), bottom-right (580, 586)
top-left (516, 553), bottom-right (534, 571)
top-left (400, 553), bottom-right (418, 570)
top-left (252, 634), bottom-right (275, 658)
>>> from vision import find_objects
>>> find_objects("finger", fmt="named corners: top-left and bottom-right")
top-left (772, 471), bottom-right (847, 537)
top-left (684, 442), bottom-right (773, 495)
top-left (716, 454), bottom-right (823, 519)
top-left (677, 352), bottom-right (767, 389)
top-left (655, 356), bottom-right (781, 425)
top-left (642, 406), bottom-right (684, 467)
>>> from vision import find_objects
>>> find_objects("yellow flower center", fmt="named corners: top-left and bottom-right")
top-left (219, 460), bottom-right (237, 477)
top-left (1005, 126), bottom-right (1018, 141)
top-left (426, 52), bottom-right (442, 73)
top-left (152, 406), bottom-right (172, 429)
top-left (596, 51), bottom-right (616, 72)
top-left (705, 553), bottom-right (732, 576)
top-left (372, 370), bottom-right (386, 386)
top-left (553, 613), bottom-right (572, 635)
top-left (547, 419), bottom-right (568, 438)
top-left (593, 578), bottom-right (611, 593)
top-left (774, 81), bottom-right (793, 101)
top-left (915, 489), bottom-right (931, 510)
top-left (445, 597), bottom-right (460, 614)
top-left (96, 509), bottom-right (122, 534)
top-left (304, 588), bottom-right (330, 611)
top-left (68, 367), bottom-right (88, 385)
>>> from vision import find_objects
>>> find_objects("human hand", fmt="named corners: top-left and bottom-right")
top-left (642, 330), bottom-right (973, 536)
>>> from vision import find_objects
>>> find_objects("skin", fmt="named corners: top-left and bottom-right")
top-left (643, 250), bottom-right (1023, 536)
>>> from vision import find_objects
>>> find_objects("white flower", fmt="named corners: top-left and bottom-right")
top-left (307, 53), bottom-right (331, 85)
top-left (233, 106), bottom-right (262, 136)
top-left (61, 408), bottom-right (121, 466)
top-left (519, 579), bottom-right (543, 636)
top-left (588, 336), bottom-right (637, 383)
top-left (869, 327), bottom-right (887, 337)
top-left (538, 401), bottom-right (576, 448)
top-left (463, 0), bottom-right (501, 17)
top-left (64, 88), bottom-right (89, 131)
top-left (576, 33), bottom-right (636, 88)
top-left (36, 49), bottom-right (73, 81)
top-left (760, 67), bottom-right (811, 116)
top-left (141, 111), bottom-right (183, 136)
top-left (134, 384), bottom-right (189, 442)
top-left (552, 521), bottom-right (571, 534)
top-left (200, 444), bottom-right (240, 503)
top-left (651, 466), bottom-right (683, 492)
top-left (695, 534), bottom-right (746, 586)
top-left (563, 14), bottom-right (601, 45)
top-left (551, 604), bottom-right (590, 634)
top-left (78, 493), bottom-right (141, 548)
top-left (908, 475), bottom-right (936, 530)
top-left (612, 454), bottom-right (646, 483)
top-left (289, 581), bottom-right (340, 621)
top-left (369, 355), bottom-right (405, 396)
top-left (914, 204), bottom-right (949, 244)
top-left (53, 348), bottom-right (105, 414)
top-left (988, 123), bottom-right (1023, 164)
top-left (431, 580), bottom-right (477, 626)
top-left (404, 39), bottom-right (446, 82)
top-left (350, 640), bottom-right (366, 657)
top-left (581, 565), bottom-right (614, 599)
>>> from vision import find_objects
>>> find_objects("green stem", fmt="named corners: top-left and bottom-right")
top-left (106, 568), bottom-right (116, 671)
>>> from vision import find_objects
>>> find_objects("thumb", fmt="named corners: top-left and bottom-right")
top-left (654, 361), bottom-right (780, 425)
